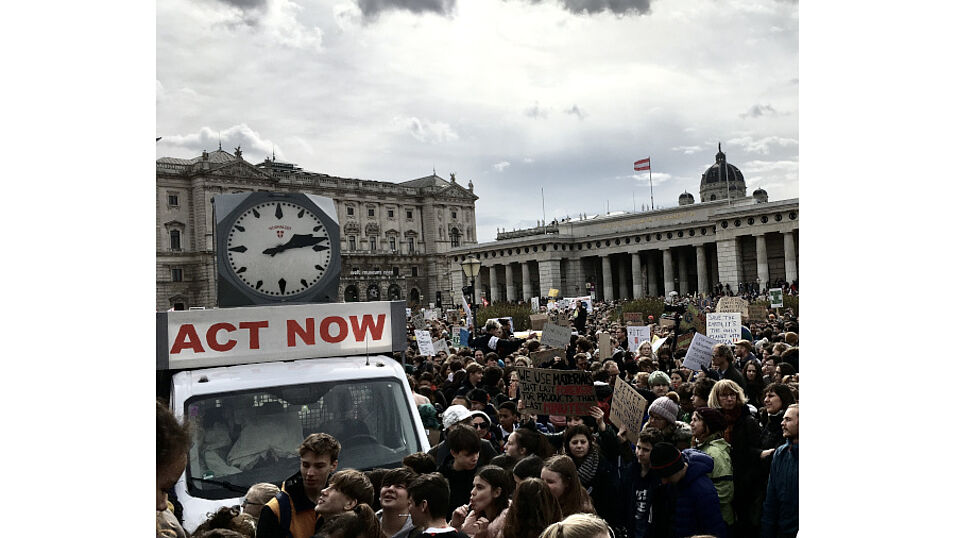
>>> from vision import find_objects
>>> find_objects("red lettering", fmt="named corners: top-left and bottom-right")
top-left (170, 324), bottom-right (205, 354)
top-left (349, 314), bottom-right (386, 341)
top-left (287, 319), bottom-right (315, 347)
top-left (320, 316), bottom-right (348, 343)
top-left (240, 321), bottom-right (268, 349)
top-left (206, 323), bottom-right (237, 352)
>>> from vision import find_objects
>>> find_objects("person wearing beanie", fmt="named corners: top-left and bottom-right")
top-left (690, 408), bottom-right (735, 527)
top-left (649, 442), bottom-right (727, 538)
top-left (644, 397), bottom-right (692, 451)
top-left (647, 370), bottom-right (671, 397)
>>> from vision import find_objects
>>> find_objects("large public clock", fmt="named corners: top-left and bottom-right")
top-left (214, 192), bottom-right (342, 306)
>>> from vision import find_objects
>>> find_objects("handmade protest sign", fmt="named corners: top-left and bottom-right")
top-left (548, 288), bottom-right (560, 298)
top-left (516, 367), bottom-right (595, 416)
top-left (433, 338), bottom-right (449, 356)
top-left (405, 308), bottom-right (412, 318)
top-left (529, 314), bottom-right (549, 331)
top-left (599, 333), bottom-right (612, 359)
top-left (707, 313), bottom-right (741, 345)
top-left (676, 332), bottom-right (695, 351)
top-left (424, 309), bottom-right (438, 321)
top-left (716, 296), bottom-right (749, 318)
top-left (411, 314), bottom-right (426, 330)
top-left (609, 380), bottom-right (648, 444)
top-left (626, 326), bottom-right (651, 352)
top-left (530, 347), bottom-right (565, 367)
top-left (415, 330), bottom-right (435, 356)
top-left (660, 317), bottom-right (676, 328)
top-left (541, 322), bottom-right (573, 349)
top-left (652, 337), bottom-right (669, 353)
top-left (451, 327), bottom-right (461, 346)
top-left (623, 312), bottom-right (644, 325)
top-left (682, 333), bottom-right (720, 371)
top-left (748, 305), bottom-right (768, 321)
top-left (531, 297), bottom-right (540, 312)
top-left (769, 288), bottom-right (784, 308)
top-left (446, 309), bottom-right (459, 323)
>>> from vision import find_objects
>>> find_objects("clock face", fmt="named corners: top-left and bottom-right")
top-left (225, 200), bottom-right (333, 297)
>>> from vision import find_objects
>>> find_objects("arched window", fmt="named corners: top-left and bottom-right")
top-left (367, 283), bottom-right (380, 301)
top-left (344, 285), bottom-right (359, 302)
top-left (409, 288), bottom-right (420, 307)
top-left (388, 284), bottom-right (402, 300)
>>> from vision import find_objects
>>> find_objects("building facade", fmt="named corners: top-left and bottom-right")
top-left (156, 147), bottom-right (478, 311)
top-left (446, 147), bottom-right (798, 303)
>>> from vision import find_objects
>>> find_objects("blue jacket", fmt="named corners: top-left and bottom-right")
top-left (664, 449), bottom-right (727, 538)
top-left (761, 440), bottom-right (798, 537)
top-left (622, 461), bottom-right (664, 538)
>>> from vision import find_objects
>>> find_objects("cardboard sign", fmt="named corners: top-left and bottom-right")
top-left (411, 314), bottom-right (426, 330)
top-left (549, 288), bottom-right (560, 298)
top-left (424, 309), bottom-right (438, 321)
top-left (541, 323), bottom-right (573, 349)
top-left (682, 333), bottom-right (720, 371)
top-left (446, 309), bottom-right (459, 323)
top-left (531, 297), bottom-right (540, 312)
top-left (405, 308), bottom-right (412, 318)
top-left (769, 288), bottom-right (784, 308)
top-left (707, 313), bottom-right (741, 345)
top-left (609, 380), bottom-right (648, 444)
top-left (660, 317), bottom-right (676, 328)
top-left (676, 332), bottom-right (695, 351)
top-left (681, 304), bottom-right (707, 333)
top-left (627, 326), bottom-right (651, 352)
top-left (415, 330), bottom-right (435, 356)
top-left (517, 367), bottom-right (596, 416)
top-left (529, 314), bottom-right (549, 331)
top-left (599, 333), bottom-right (613, 360)
top-left (716, 296), bottom-right (750, 318)
top-left (748, 305), bottom-right (768, 321)
top-left (571, 296), bottom-right (594, 313)
top-left (530, 347), bottom-right (565, 367)
top-left (433, 338), bottom-right (450, 356)
top-left (556, 316), bottom-right (570, 327)
top-left (451, 327), bottom-right (461, 346)
top-left (623, 312), bottom-right (644, 324)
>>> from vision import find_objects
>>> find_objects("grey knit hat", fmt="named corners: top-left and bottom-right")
top-left (648, 397), bottom-right (679, 424)
top-left (648, 370), bottom-right (670, 388)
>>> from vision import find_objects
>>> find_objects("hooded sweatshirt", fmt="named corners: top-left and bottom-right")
top-left (663, 449), bottom-right (727, 538)
top-left (694, 433), bottom-right (735, 526)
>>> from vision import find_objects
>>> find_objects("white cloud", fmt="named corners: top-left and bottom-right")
top-left (390, 116), bottom-right (459, 144)
top-left (728, 136), bottom-right (799, 154)
top-left (157, 124), bottom-right (278, 161)
top-left (493, 161), bottom-right (511, 172)
top-left (671, 145), bottom-right (702, 154)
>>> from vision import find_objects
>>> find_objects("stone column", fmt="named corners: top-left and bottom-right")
top-left (538, 258), bottom-right (562, 298)
top-left (662, 248), bottom-right (675, 295)
top-left (648, 252), bottom-right (659, 297)
top-left (489, 265), bottom-right (499, 304)
top-left (617, 258), bottom-right (629, 299)
top-left (505, 263), bottom-right (515, 302)
top-left (580, 258), bottom-right (589, 296)
top-left (678, 251), bottom-right (689, 296)
top-left (474, 269), bottom-right (483, 303)
top-left (784, 231), bottom-right (798, 283)
top-left (716, 238), bottom-right (741, 290)
top-left (756, 234), bottom-right (770, 291)
top-left (696, 245), bottom-right (709, 295)
top-left (602, 256), bottom-right (614, 301)
top-left (521, 262), bottom-right (532, 302)
top-left (631, 252), bottom-right (644, 299)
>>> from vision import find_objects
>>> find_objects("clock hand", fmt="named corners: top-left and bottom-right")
top-left (262, 234), bottom-right (323, 256)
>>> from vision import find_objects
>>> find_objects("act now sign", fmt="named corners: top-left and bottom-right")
top-left (157, 301), bottom-right (407, 370)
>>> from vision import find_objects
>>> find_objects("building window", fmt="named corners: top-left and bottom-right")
top-left (388, 209), bottom-right (395, 218)
top-left (169, 230), bottom-right (181, 251)
top-left (167, 193), bottom-right (179, 207)
top-left (406, 209), bottom-right (413, 219)
top-left (451, 210), bottom-right (457, 219)
top-left (171, 268), bottom-right (183, 282)
top-left (411, 266), bottom-right (419, 277)
top-left (368, 207), bottom-right (375, 217)
top-left (370, 237), bottom-right (377, 251)
top-left (348, 236), bottom-right (356, 251)
top-left (450, 228), bottom-right (460, 248)
top-left (392, 266), bottom-right (400, 276)
top-left (173, 302), bottom-right (186, 311)
top-left (347, 206), bottom-right (355, 216)
top-left (389, 237), bottom-right (396, 251)
top-left (408, 238), bottom-right (415, 253)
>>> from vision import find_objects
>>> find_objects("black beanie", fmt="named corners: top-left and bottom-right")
top-left (650, 442), bottom-right (684, 478)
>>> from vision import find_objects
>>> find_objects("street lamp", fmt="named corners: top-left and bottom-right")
top-left (460, 254), bottom-right (482, 309)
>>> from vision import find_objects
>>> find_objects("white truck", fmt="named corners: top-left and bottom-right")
top-left (157, 300), bottom-right (429, 532)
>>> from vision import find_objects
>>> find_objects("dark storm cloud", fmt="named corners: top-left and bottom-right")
top-left (524, 0), bottom-right (653, 16)
top-left (355, 0), bottom-right (457, 19)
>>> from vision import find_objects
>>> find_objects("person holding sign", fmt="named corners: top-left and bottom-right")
top-left (571, 300), bottom-right (588, 333)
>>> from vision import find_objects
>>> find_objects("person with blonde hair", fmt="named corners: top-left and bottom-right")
top-left (708, 379), bottom-right (761, 537)
top-left (538, 513), bottom-right (611, 538)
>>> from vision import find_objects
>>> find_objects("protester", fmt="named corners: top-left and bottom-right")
top-left (450, 465), bottom-right (513, 537)
top-left (502, 426), bottom-right (552, 460)
top-left (742, 360), bottom-right (766, 407)
top-left (511, 454), bottom-right (544, 486)
top-left (403, 452), bottom-right (439, 475)
top-left (622, 428), bottom-right (665, 538)
top-left (242, 483), bottom-right (279, 521)
top-left (314, 469), bottom-right (376, 534)
top-left (191, 507), bottom-right (256, 538)
top-left (500, 478), bottom-right (563, 538)
top-left (643, 396), bottom-right (693, 450)
top-left (540, 455), bottom-right (595, 518)
top-left (429, 406), bottom-right (499, 468)
top-left (649, 442), bottom-right (727, 538)
top-left (376, 468), bottom-right (419, 538)
top-left (257, 433), bottom-right (340, 538)
top-left (648, 370), bottom-right (671, 397)
top-left (407, 473), bottom-right (469, 537)
top-left (157, 401), bottom-right (191, 538)
top-left (708, 344), bottom-right (745, 386)
top-left (539, 513), bottom-right (613, 538)
top-left (690, 407), bottom-right (735, 528)
top-left (761, 404), bottom-right (799, 538)
top-left (312, 504), bottom-right (385, 538)
top-left (438, 425), bottom-right (483, 519)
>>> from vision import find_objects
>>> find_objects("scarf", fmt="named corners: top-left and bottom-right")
top-left (722, 405), bottom-right (743, 443)
top-left (576, 446), bottom-right (601, 488)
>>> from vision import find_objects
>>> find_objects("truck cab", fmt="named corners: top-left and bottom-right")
top-left (158, 300), bottom-right (427, 532)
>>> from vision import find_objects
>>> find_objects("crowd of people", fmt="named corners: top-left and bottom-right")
top-left (158, 293), bottom-right (799, 538)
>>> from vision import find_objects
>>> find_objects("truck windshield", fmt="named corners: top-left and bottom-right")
top-left (182, 377), bottom-right (421, 500)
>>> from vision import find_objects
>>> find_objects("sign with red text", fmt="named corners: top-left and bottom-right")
top-left (627, 326), bottom-right (651, 352)
top-left (157, 301), bottom-right (406, 370)
top-left (517, 367), bottom-right (596, 416)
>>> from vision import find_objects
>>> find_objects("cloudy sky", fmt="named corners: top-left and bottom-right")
top-left (157, 0), bottom-right (798, 242)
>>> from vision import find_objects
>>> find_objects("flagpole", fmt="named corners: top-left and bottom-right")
top-left (649, 159), bottom-right (655, 210)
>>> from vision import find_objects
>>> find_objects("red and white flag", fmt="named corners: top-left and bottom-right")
top-left (634, 157), bottom-right (651, 171)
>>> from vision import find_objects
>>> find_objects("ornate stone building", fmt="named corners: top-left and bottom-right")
top-left (156, 147), bottom-right (478, 310)
top-left (446, 146), bottom-right (798, 302)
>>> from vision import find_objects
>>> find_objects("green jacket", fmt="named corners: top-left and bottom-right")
top-left (696, 433), bottom-right (735, 526)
